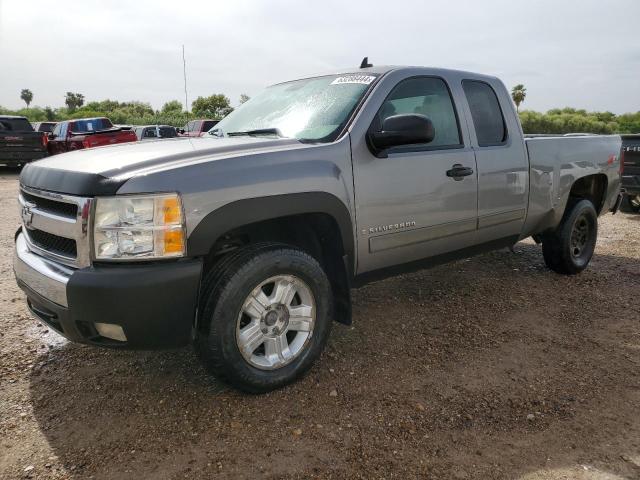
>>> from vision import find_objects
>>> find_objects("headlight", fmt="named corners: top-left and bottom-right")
top-left (93, 193), bottom-right (186, 260)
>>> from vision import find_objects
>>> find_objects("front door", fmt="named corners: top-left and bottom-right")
top-left (352, 76), bottom-right (478, 274)
top-left (47, 122), bottom-right (67, 155)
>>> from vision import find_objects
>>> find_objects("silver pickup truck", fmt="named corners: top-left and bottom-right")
top-left (14, 64), bottom-right (622, 392)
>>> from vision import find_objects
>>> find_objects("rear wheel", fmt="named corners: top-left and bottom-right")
top-left (542, 199), bottom-right (598, 275)
top-left (196, 244), bottom-right (332, 393)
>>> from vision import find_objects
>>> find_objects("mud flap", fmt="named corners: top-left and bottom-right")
top-left (611, 192), bottom-right (624, 215)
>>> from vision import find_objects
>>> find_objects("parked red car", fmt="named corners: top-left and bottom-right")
top-left (177, 119), bottom-right (219, 137)
top-left (47, 117), bottom-right (137, 155)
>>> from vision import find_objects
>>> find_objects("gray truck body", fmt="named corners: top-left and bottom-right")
top-left (14, 66), bottom-right (622, 349)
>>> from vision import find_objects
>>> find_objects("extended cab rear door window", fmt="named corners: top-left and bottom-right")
top-left (375, 77), bottom-right (462, 151)
top-left (461, 80), bottom-right (507, 146)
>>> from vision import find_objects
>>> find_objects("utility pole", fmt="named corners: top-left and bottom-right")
top-left (182, 45), bottom-right (188, 112)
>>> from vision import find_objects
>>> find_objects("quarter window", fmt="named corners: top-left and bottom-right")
top-left (462, 80), bottom-right (507, 146)
top-left (376, 77), bottom-right (461, 148)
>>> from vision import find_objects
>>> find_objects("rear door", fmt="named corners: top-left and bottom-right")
top-left (351, 75), bottom-right (478, 274)
top-left (48, 122), bottom-right (68, 154)
top-left (460, 79), bottom-right (529, 243)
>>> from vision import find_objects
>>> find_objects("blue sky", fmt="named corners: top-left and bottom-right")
top-left (1, 0), bottom-right (638, 113)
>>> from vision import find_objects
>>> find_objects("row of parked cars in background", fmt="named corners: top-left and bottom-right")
top-left (0, 114), bottom-right (219, 165)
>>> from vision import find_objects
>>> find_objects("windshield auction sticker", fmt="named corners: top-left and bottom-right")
top-left (331, 75), bottom-right (376, 85)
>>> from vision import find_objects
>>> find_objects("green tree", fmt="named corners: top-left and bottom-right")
top-left (239, 94), bottom-right (250, 105)
top-left (20, 89), bottom-right (33, 108)
top-left (160, 100), bottom-right (184, 114)
top-left (44, 106), bottom-right (56, 121)
top-left (511, 84), bottom-right (526, 112)
top-left (191, 94), bottom-right (233, 119)
top-left (65, 92), bottom-right (85, 112)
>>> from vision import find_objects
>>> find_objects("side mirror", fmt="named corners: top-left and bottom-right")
top-left (368, 114), bottom-right (435, 154)
top-left (177, 128), bottom-right (185, 134)
top-left (48, 133), bottom-right (56, 140)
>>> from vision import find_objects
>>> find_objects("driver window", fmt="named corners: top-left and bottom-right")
top-left (377, 77), bottom-right (461, 148)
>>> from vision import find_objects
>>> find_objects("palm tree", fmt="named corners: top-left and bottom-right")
top-left (20, 89), bottom-right (33, 109)
top-left (511, 84), bottom-right (526, 112)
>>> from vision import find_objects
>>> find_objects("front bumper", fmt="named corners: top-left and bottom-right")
top-left (14, 231), bottom-right (203, 349)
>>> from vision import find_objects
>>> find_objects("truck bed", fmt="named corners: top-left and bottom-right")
top-left (70, 127), bottom-right (137, 149)
top-left (521, 134), bottom-right (622, 237)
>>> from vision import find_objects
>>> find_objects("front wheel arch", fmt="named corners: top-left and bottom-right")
top-left (187, 192), bottom-right (355, 271)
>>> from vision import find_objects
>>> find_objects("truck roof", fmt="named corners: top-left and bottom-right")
top-left (64, 117), bottom-right (110, 122)
top-left (280, 65), bottom-right (501, 85)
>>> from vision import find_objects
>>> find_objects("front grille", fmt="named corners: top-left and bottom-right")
top-left (27, 229), bottom-right (77, 258)
top-left (19, 186), bottom-right (91, 268)
top-left (22, 190), bottom-right (78, 218)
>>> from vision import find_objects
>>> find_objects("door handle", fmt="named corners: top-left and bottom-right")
top-left (446, 164), bottom-right (474, 180)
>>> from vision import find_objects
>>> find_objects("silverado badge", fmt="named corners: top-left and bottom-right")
top-left (362, 220), bottom-right (416, 235)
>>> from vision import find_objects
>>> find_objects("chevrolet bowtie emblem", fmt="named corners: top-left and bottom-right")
top-left (21, 202), bottom-right (36, 229)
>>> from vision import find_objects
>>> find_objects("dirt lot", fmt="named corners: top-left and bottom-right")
top-left (1, 169), bottom-right (639, 480)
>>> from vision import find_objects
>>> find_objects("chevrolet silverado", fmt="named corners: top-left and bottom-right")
top-left (14, 65), bottom-right (622, 392)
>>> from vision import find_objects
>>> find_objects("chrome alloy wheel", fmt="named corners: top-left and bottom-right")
top-left (236, 275), bottom-right (315, 370)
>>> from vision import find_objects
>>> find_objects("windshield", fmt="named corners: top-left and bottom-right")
top-left (210, 73), bottom-right (378, 142)
top-left (71, 118), bottom-right (113, 133)
top-left (0, 118), bottom-right (33, 131)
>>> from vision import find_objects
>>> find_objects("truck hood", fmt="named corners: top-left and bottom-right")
top-left (20, 136), bottom-right (302, 196)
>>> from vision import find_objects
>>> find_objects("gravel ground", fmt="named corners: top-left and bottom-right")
top-left (1, 169), bottom-right (639, 480)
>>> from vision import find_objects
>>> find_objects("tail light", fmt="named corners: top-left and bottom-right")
top-left (41, 133), bottom-right (48, 147)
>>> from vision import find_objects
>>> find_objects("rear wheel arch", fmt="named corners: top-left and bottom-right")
top-left (566, 173), bottom-right (608, 215)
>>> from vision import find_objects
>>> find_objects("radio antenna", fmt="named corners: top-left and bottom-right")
top-left (182, 45), bottom-right (189, 112)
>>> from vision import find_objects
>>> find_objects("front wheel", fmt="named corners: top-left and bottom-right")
top-left (196, 244), bottom-right (333, 393)
top-left (542, 199), bottom-right (598, 275)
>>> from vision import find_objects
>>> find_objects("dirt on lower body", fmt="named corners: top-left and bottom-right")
top-left (1, 170), bottom-right (639, 479)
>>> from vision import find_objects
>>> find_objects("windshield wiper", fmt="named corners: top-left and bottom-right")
top-left (226, 128), bottom-right (285, 138)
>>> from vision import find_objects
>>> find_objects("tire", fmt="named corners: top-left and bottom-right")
top-left (195, 243), bottom-right (333, 393)
top-left (542, 199), bottom-right (598, 275)
top-left (620, 194), bottom-right (640, 214)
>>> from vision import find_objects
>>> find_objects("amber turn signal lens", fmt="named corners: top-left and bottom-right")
top-left (163, 229), bottom-right (185, 254)
top-left (162, 197), bottom-right (182, 225)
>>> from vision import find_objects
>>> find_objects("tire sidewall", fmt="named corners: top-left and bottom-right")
top-left (562, 200), bottom-right (598, 270)
top-left (207, 250), bottom-right (332, 391)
